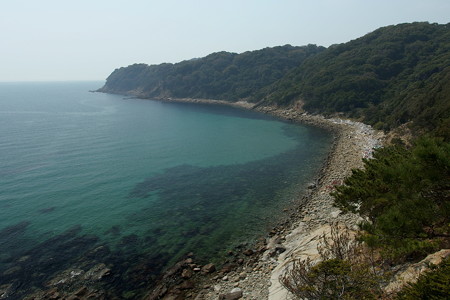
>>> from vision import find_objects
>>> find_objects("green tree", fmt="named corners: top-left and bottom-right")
top-left (332, 137), bottom-right (450, 261)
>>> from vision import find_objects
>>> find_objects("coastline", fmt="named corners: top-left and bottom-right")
top-left (128, 96), bottom-right (384, 299)
top-left (193, 103), bottom-right (383, 300)
top-left (259, 106), bottom-right (383, 300)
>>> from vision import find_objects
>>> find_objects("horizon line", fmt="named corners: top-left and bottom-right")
top-left (0, 79), bottom-right (105, 83)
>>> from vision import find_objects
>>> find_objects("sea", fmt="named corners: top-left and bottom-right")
top-left (0, 81), bottom-right (333, 299)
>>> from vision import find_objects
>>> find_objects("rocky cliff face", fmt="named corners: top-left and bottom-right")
top-left (385, 249), bottom-right (450, 295)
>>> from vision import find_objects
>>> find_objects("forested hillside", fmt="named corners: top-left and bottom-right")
top-left (262, 22), bottom-right (450, 136)
top-left (97, 44), bottom-right (324, 101)
top-left (99, 22), bottom-right (450, 298)
top-left (99, 22), bottom-right (449, 138)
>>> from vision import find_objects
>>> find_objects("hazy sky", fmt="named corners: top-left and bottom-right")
top-left (1, 0), bottom-right (449, 82)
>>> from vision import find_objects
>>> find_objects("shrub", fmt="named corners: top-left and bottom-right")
top-left (332, 137), bottom-right (450, 262)
top-left (279, 223), bottom-right (384, 299)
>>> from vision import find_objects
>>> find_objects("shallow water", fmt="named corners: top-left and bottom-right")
top-left (0, 82), bottom-right (332, 298)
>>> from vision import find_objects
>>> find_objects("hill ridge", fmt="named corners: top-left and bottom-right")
top-left (98, 22), bottom-right (450, 139)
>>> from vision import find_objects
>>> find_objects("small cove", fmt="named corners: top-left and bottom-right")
top-left (0, 82), bottom-right (333, 298)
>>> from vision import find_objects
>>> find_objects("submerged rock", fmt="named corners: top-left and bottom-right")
top-left (84, 263), bottom-right (111, 280)
top-left (3, 266), bottom-right (21, 276)
top-left (0, 283), bottom-right (15, 299)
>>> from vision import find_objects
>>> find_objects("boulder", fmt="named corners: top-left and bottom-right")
top-left (385, 249), bottom-right (450, 294)
top-left (201, 263), bottom-right (216, 274)
top-left (219, 287), bottom-right (243, 300)
top-left (181, 268), bottom-right (193, 279)
top-left (220, 263), bottom-right (236, 274)
top-left (238, 272), bottom-right (247, 280)
top-left (178, 280), bottom-right (195, 290)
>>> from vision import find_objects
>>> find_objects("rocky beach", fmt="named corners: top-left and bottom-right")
top-left (2, 95), bottom-right (385, 300)
top-left (15, 96), bottom-right (447, 300)
top-left (138, 99), bottom-right (384, 300)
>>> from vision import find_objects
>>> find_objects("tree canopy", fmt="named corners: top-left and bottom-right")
top-left (262, 22), bottom-right (450, 137)
top-left (98, 44), bottom-right (324, 101)
top-left (99, 22), bottom-right (450, 138)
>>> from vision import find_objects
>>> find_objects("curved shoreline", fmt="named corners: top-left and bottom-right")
top-left (126, 96), bottom-right (384, 299)
top-left (198, 103), bottom-right (383, 300)
top-left (257, 106), bottom-right (384, 300)
top-left (97, 93), bottom-right (384, 299)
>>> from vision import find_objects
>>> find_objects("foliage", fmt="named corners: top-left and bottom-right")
top-left (98, 44), bottom-right (324, 101)
top-left (280, 224), bottom-right (384, 299)
top-left (396, 257), bottom-right (450, 299)
top-left (262, 22), bottom-right (450, 139)
top-left (332, 137), bottom-right (450, 261)
top-left (100, 22), bottom-right (450, 139)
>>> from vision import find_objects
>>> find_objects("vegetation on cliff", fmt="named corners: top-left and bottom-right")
top-left (333, 136), bottom-right (450, 262)
top-left (262, 22), bottom-right (450, 137)
top-left (281, 225), bottom-right (385, 299)
top-left (98, 44), bottom-right (324, 101)
top-left (99, 22), bottom-right (449, 139)
top-left (396, 257), bottom-right (450, 299)
top-left (282, 135), bottom-right (449, 299)
top-left (99, 22), bottom-right (450, 298)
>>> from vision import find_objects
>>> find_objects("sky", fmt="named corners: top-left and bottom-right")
top-left (1, 0), bottom-right (449, 82)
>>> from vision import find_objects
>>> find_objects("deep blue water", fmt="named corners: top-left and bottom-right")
top-left (0, 82), bottom-right (332, 298)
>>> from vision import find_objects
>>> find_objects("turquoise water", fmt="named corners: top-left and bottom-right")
top-left (0, 82), bottom-right (332, 298)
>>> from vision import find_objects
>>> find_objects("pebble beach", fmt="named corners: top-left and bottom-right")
top-left (143, 100), bottom-right (384, 300)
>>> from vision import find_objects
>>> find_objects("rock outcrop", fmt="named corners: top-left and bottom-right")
top-left (384, 249), bottom-right (450, 295)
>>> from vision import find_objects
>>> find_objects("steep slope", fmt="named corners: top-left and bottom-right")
top-left (262, 22), bottom-right (450, 136)
top-left (97, 44), bottom-right (324, 101)
top-left (99, 22), bottom-right (450, 138)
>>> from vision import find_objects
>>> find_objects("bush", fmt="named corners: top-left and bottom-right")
top-left (332, 137), bottom-right (450, 262)
top-left (279, 224), bottom-right (384, 299)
